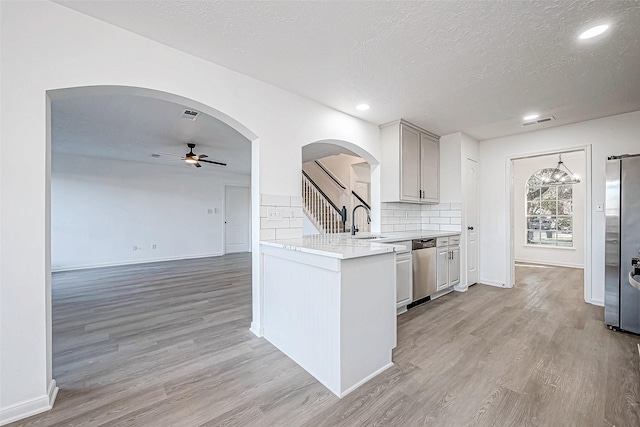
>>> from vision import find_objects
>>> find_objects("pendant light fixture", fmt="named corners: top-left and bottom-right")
top-left (542, 154), bottom-right (580, 185)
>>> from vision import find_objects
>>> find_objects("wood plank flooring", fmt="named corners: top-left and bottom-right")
top-left (9, 257), bottom-right (640, 426)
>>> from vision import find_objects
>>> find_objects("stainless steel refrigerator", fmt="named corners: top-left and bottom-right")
top-left (605, 154), bottom-right (640, 334)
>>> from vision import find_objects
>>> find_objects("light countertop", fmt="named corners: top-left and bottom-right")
top-left (350, 231), bottom-right (460, 243)
top-left (260, 231), bottom-right (460, 260)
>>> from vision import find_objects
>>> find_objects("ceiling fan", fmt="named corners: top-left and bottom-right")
top-left (154, 143), bottom-right (227, 168)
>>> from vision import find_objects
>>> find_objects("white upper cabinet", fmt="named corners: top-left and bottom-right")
top-left (380, 120), bottom-right (440, 204)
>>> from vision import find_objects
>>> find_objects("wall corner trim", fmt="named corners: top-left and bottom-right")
top-left (249, 322), bottom-right (263, 337)
top-left (0, 379), bottom-right (57, 426)
top-left (586, 298), bottom-right (604, 307)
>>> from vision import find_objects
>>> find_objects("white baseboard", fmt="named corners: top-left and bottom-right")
top-left (479, 279), bottom-right (509, 288)
top-left (338, 362), bottom-right (394, 398)
top-left (0, 379), bottom-right (57, 426)
top-left (515, 258), bottom-right (583, 269)
top-left (249, 322), bottom-right (263, 337)
top-left (586, 298), bottom-right (604, 307)
top-left (52, 252), bottom-right (224, 272)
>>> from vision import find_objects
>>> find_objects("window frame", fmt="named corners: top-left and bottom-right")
top-left (525, 168), bottom-right (574, 248)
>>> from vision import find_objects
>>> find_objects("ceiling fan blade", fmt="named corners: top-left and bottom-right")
top-left (198, 154), bottom-right (208, 159)
top-left (199, 159), bottom-right (227, 166)
top-left (154, 152), bottom-right (183, 158)
top-left (194, 162), bottom-right (202, 168)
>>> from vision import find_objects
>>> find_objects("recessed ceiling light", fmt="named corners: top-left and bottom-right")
top-left (523, 113), bottom-right (539, 121)
top-left (356, 104), bottom-right (370, 111)
top-left (579, 24), bottom-right (609, 40)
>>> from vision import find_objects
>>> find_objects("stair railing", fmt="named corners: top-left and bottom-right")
top-left (302, 171), bottom-right (346, 233)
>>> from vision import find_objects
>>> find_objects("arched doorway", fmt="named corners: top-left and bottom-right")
top-left (46, 85), bottom-right (261, 402)
top-left (301, 139), bottom-right (381, 235)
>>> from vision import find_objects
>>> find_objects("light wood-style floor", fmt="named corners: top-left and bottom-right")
top-left (10, 256), bottom-right (640, 426)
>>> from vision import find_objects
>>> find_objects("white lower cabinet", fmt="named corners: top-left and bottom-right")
top-left (436, 236), bottom-right (460, 291)
top-left (395, 241), bottom-right (413, 313)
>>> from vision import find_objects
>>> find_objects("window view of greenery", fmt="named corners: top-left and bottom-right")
top-left (526, 168), bottom-right (573, 247)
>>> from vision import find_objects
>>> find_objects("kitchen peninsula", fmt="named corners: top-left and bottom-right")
top-left (260, 235), bottom-right (403, 398)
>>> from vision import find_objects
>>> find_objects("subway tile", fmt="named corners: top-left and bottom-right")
top-left (441, 225), bottom-right (462, 232)
top-left (408, 211), bottom-right (421, 218)
top-left (394, 210), bottom-right (407, 218)
top-left (450, 218), bottom-right (462, 224)
top-left (260, 228), bottom-right (276, 240)
top-left (421, 210), bottom-right (439, 217)
top-left (422, 224), bottom-right (440, 231)
top-left (259, 206), bottom-right (270, 218)
top-left (440, 210), bottom-right (462, 218)
top-left (260, 218), bottom-right (290, 229)
top-left (275, 227), bottom-right (303, 239)
top-left (435, 203), bottom-right (451, 210)
top-left (450, 203), bottom-right (463, 210)
top-left (290, 195), bottom-right (303, 207)
top-left (421, 204), bottom-right (433, 211)
top-left (431, 217), bottom-right (451, 224)
top-left (387, 217), bottom-right (399, 225)
top-left (381, 224), bottom-right (394, 233)
top-left (393, 224), bottom-right (407, 232)
top-left (405, 224), bottom-right (420, 231)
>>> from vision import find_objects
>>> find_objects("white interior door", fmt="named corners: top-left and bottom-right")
top-left (465, 158), bottom-right (479, 285)
top-left (225, 186), bottom-right (251, 253)
top-left (354, 181), bottom-right (370, 205)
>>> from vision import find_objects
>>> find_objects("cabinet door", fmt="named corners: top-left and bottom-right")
top-left (400, 124), bottom-right (421, 202)
top-left (436, 248), bottom-right (449, 291)
top-left (420, 133), bottom-right (439, 203)
top-left (449, 247), bottom-right (460, 286)
top-left (396, 252), bottom-right (412, 307)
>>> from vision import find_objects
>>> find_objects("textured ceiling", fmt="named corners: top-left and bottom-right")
top-left (52, 94), bottom-right (251, 174)
top-left (55, 1), bottom-right (640, 140)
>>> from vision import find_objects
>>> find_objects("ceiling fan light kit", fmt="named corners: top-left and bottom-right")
top-left (152, 143), bottom-right (227, 168)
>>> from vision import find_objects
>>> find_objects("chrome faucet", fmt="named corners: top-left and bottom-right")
top-left (351, 204), bottom-right (371, 235)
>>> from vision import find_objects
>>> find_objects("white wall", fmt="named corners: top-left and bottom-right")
top-left (479, 110), bottom-right (640, 304)
top-left (512, 151), bottom-right (585, 268)
top-left (51, 153), bottom-right (249, 270)
top-left (0, 2), bottom-right (381, 423)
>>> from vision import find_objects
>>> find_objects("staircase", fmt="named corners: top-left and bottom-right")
top-left (302, 172), bottom-right (344, 233)
top-left (302, 159), bottom-right (372, 234)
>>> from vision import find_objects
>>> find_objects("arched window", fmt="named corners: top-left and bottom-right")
top-left (526, 168), bottom-right (573, 247)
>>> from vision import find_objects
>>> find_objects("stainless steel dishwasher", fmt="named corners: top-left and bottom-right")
top-left (412, 238), bottom-right (437, 301)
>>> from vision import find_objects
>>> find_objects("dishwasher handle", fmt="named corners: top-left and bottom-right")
top-left (412, 238), bottom-right (436, 250)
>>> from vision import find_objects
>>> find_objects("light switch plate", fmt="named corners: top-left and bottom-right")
top-left (267, 207), bottom-right (283, 220)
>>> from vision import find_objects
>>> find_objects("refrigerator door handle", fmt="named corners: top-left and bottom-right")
top-left (630, 271), bottom-right (640, 291)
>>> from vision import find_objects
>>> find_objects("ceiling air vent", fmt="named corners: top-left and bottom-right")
top-left (181, 109), bottom-right (200, 121)
top-left (522, 116), bottom-right (555, 127)
top-left (150, 153), bottom-right (161, 158)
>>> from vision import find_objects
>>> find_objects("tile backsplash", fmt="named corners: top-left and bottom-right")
top-left (380, 202), bottom-right (463, 234)
top-left (270, 195), bottom-right (463, 239)
top-left (260, 194), bottom-right (303, 240)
